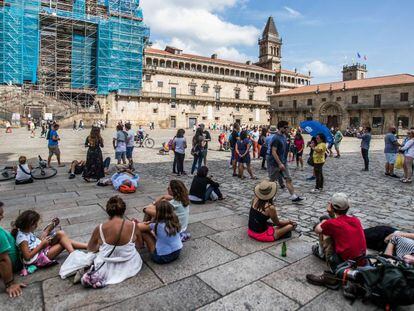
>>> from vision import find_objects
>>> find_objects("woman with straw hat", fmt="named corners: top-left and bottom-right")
top-left (248, 180), bottom-right (296, 242)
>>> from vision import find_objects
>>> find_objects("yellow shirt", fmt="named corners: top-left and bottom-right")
top-left (313, 142), bottom-right (327, 164)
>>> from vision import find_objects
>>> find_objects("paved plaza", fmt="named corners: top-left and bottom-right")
top-left (0, 128), bottom-right (413, 311)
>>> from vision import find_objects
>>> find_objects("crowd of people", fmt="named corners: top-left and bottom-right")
top-left (1, 120), bottom-right (413, 302)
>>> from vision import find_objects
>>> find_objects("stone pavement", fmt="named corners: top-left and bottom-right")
top-left (0, 128), bottom-right (413, 311)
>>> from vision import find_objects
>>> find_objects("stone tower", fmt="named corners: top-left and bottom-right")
top-left (257, 17), bottom-right (282, 71)
top-left (342, 64), bottom-right (367, 81)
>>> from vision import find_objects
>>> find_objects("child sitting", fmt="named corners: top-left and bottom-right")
top-left (15, 156), bottom-right (33, 185)
top-left (12, 211), bottom-right (87, 274)
top-left (138, 201), bottom-right (183, 264)
top-left (158, 142), bottom-right (169, 155)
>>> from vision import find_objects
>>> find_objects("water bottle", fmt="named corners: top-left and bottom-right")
top-left (281, 241), bottom-right (287, 257)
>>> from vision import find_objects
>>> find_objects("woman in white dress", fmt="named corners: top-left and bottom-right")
top-left (82, 196), bottom-right (143, 288)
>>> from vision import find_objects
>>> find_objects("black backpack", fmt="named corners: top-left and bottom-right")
top-left (364, 226), bottom-right (397, 252)
top-left (336, 255), bottom-right (414, 308)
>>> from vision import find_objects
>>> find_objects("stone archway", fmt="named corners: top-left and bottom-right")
top-left (319, 102), bottom-right (343, 129)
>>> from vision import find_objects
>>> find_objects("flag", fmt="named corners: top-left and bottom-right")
top-left (357, 52), bottom-right (361, 58)
top-left (364, 55), bottom-right (367, 61)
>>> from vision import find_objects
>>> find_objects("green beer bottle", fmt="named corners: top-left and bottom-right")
top-left (281, 241), bottom-right (287, 257)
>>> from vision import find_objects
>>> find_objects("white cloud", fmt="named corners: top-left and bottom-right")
top-left (283, 6), bottom-right (302, 18)
top-left (301, 60), bottom-right (338, 78)
top-left (141, 0), bottom-right (258, 61)
top-left (214, 47), bottom-right (251, 62)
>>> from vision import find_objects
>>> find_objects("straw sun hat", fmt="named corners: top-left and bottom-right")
top-left (254, 180), bottom-right (278, 201)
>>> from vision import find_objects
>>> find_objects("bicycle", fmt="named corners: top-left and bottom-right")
top-left (135, 133), bottom-right (155, 148)
top-left (0, 166), bottom-right (15, 182)
top-left (31, 156), bottom-right (57, 180)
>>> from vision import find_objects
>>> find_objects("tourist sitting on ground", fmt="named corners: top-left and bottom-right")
top-left (12, 211), bottom-right (87, 273)
top-left (158, 142), bottom-right (169, 155)
top-left (137, 200), bottom-right (183, 264)
top-left (306, 193), bottom-right (366, 289)
top-left (143, 180), bottom-right (190, 241)
top-left (384, 230), bottom-right (414, 265)
top-left (189, 166), bottom-right (224, 204)
top-left (247, 180), bottom-right (296, 242)
top-left (68, 160), bottom-right (85, 179)
top-left (82, 196), bottom-right (143, 288)
top-left (14, 156), bottom-right (33, 185)
top-left (111, 169), bottom-right (139, 193)
top-left (0, 202), bottom-right (26, 298)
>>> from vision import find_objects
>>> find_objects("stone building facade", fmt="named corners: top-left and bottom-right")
top-left (106, 17), bottom-right (311, 128)
top-left (270, 64), bottom-right (414, 134)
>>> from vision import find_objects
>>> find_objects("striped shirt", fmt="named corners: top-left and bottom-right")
top-left (391, 235), bottom-right (414, 258)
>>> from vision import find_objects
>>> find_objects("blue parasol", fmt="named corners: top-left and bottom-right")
top-left (300, 121), bottom-right (334, 144)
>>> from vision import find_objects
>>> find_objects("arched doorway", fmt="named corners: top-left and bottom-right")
top-left (319, 102), bottom-right (343, 129)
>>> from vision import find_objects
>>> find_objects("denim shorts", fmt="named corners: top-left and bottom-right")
top-left (385, 153), bottom-right (397, 164)
top-left (126, 146), bottom-right (134, 159)
top-left (115, 151), bottom-right (126, 161)
top-left (151, 249), bottom-right (181, 264)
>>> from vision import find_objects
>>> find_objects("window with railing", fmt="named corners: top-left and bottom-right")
top-left (189, 85), bottom-right (196, 96)
top-left (215, 89), bottom-right (221, 101)
top-left (374, 94), bottom-right (381, 107)
top-left (235, 89), bottom-right (240, 99)
top-left (171, 87), bottom-right (177, 98)
top-left (249, 91), bottom-right (254, 100)
top-left (202, 85), bottom-right (209, 93)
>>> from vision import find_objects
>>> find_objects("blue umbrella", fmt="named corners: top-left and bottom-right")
top-left (300, 121), bottom-right (334, 144)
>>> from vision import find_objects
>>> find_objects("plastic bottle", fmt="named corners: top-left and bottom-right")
top-left (281, 241), bottom-right (287, 257)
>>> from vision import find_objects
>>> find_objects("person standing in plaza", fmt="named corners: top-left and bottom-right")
top-left (357, 127), bottom-right (372, 171)
top-left (258, 127), bottom-right (268, 170)
top-left (113, 124), bottom-right (127, 165)
top-left (400, 129), bottom-right (414, 183)
top-left (267, 121), bottom-right (304, 203)
top-left (251, 127), bottom-right (260, 159)
top-left (199, 124), bottom-right (211, 166)
top-left (310, 134), bottom-right (327, 193)
top-left (333, 128), bottom-right (343, 158)
top-left (294, 132), bottom-right (305, 170)
top-left (384, 126), bottom-right (401, 178)
top-left (191, 128), bottom-right (205, 175)
top-left (235, 130), bottom-right (256, 180)
top-left (172, 129), bottom-right (187, 176)
top-left (72, 120), bottom-right (77, 131)
top-left (82, 127), bottom-right (105, 181)
top-left (47, 123), bottom-right (64, 167)
top-left (229, 123), bottom-right (241, 177)
top-left (125, 123), bottom-right (135, 170)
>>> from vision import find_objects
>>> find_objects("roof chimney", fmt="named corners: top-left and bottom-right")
top-left (211, 54), bottom-right (218, 59)
top-left (246, 61), bottom-right (252, 65)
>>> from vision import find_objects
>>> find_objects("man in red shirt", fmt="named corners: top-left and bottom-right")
top-left (306, 193), bottom-right (366, 289)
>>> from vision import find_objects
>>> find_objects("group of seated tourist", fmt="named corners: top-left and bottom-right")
top-left (1, 172), bottom-right (413, 298)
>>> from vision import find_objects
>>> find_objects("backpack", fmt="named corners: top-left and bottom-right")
top-left (336, 255), bottom-right (414, 308)
top-left (364, 226), bottom-right (397, 252)
top-left (119, 184), bottom-right (136, 194)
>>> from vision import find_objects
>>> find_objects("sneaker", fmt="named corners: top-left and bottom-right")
top-left (311, 244), bottom-right (325, 260)
top-left (306, 176), bottom-right (316, 181)
top-left (69, 173), bottom-right (76, 179)
top-left (385, 172), bottom-right (390, 176)
top-left (390, 174), bottom-right (400, 178)
top-left (361, 169), bottom-right (369, 172)
top-left (291, 196), bottom-right (305, 203)
top-left (306, 272), bottom-right (340, 290)
top-left (310, 188), bottom-right (320, 193)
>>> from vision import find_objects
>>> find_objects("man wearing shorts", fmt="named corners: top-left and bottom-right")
top-left (113, 124), bottom-right (127, 165)
top-left (333, 128), bottom-right (343, 158)
top-left (384, 126), bottom-right (401, 178)
top-left (229, 123), bottom-right (240, 177)
top-left (47, 123), bottom-right (64, 167)
top-left (125, 123), bottom-right (135, 170)
top-left (267, 121), bottom-right (304, 203)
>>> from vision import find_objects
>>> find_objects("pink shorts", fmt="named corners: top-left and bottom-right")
top-left (247, 226), bottom-right (276, 242)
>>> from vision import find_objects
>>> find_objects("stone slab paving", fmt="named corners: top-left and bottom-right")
top-left (0, 129), bottom-right (413, 310)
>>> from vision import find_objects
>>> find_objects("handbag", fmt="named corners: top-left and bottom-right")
top-left (81, 220), bottom-right (125, 288)
top-left (395, 153), bottom-right (404, 170)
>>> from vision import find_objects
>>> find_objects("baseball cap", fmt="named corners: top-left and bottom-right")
top-left (330, 193), bottom-right (350, 211)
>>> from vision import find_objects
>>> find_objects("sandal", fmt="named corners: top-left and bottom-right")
top-left (402, 179), bottom-right (412, 183)
top-left (43, 217), bottom-right (60, 232)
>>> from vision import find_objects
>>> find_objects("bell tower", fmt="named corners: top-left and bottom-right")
top-left (256, 17), bottom-right (282, 71)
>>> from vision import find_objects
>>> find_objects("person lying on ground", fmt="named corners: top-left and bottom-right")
top-left (68, 160), bottom-right (85, 179)
top-left (14, 156), bottom-right (33, 185)
top-left (189, 166), bottom-right (224, 204)
top-left (137, 201), bottom-right (183, 264)
top-left (0, 202), bottom-right (26, 298)
top-left (247, 180), bottom-right (296, 242)
top-left (83, 196), bottom-right (143, 288)
top-left (12, 211), bottom-right (87, 273)
top-left (110, 169), bottom-right (139, 193)
top-left (306, 193), bottom-right (366, 289)
top-left (384, 230), bottom-right (414, 264)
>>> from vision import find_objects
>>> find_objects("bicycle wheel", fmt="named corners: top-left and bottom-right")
top-left (144, 138), bottom-right (155, 149)
top-left (31, 167), bottom-right (57, 180)
top-left (0, 169), bottom-right (15, 182)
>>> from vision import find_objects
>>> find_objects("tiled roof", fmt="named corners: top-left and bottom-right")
top-left (144, 48), bottom-right (310, 78)
top-left (263, 16), bottom-right (279, 38)
top-left (273, 74), bottom-right (414, 96)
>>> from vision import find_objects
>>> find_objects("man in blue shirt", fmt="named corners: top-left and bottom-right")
top-left (47, 123), bottom-right (64, 167)
top-left (357, 127), bottom-right (372, 171)
top-left (267, 121), bottom-right (304, 203)
top-left (384, 126), bottom-right (401, 178)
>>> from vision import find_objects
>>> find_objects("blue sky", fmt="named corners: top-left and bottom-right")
top-left (141, 0), bottom-right (414, 83)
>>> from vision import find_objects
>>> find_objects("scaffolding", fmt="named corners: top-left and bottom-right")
top-left (0, 0), bottom-right (149, 109)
